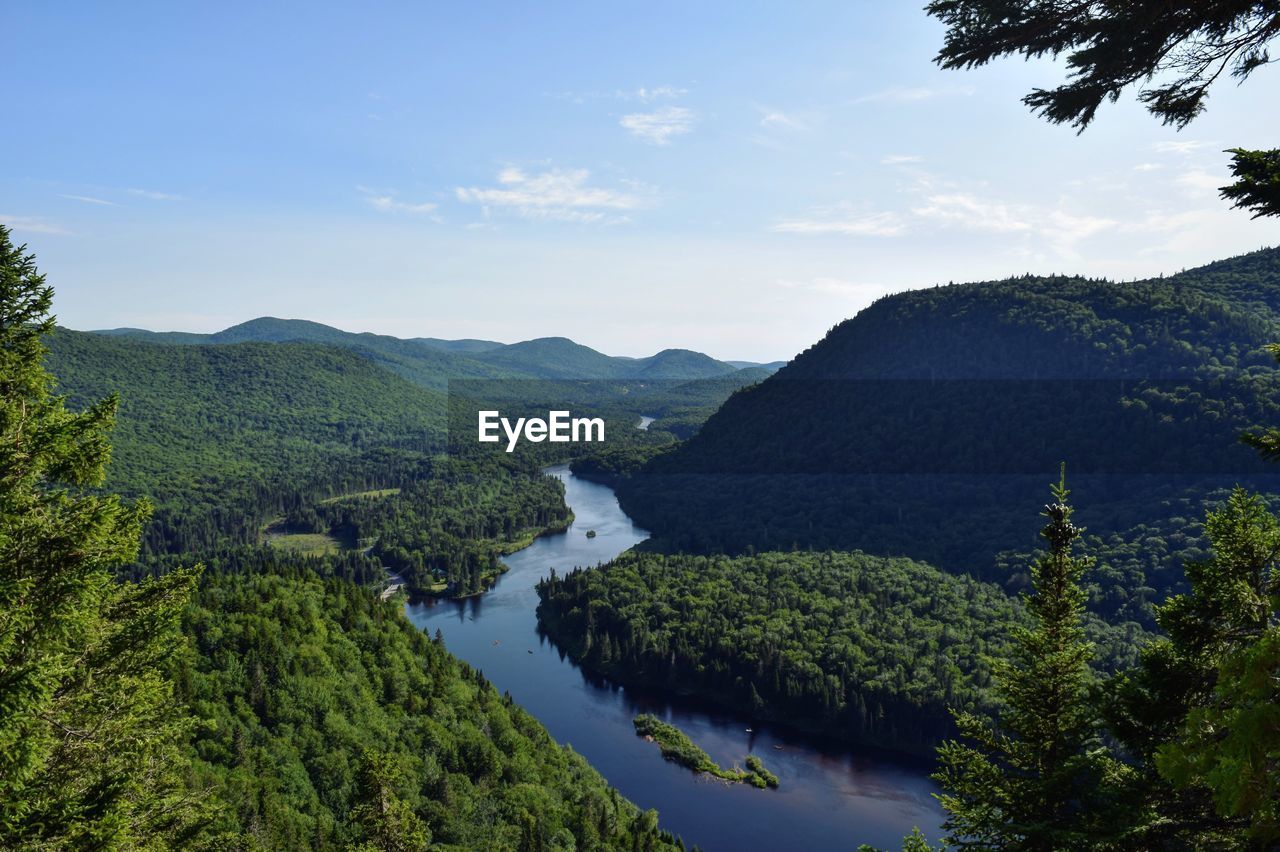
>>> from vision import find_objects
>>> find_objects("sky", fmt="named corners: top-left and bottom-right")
top-left (3, 2), bottom-right (1279, 362)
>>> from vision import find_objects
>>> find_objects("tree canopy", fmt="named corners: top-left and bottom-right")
top-left (927, 0), bottom-right (1280, 218)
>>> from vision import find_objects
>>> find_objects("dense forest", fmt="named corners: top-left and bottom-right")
top-left (537, 551), bottom-right (1144, 752)
top-left (0, 228), bottom-right (694, 849)
top-left (180, 565), bottom-right (683, 850)
top-left (612, 248), bottom-right (1280, 627)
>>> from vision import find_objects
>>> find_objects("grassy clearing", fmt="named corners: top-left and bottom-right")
top-left (317, 487), bottom-right (400, 505)
top-left (265, 532), bottom-right (345, 557)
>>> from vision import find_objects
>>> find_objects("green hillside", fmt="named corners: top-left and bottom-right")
top-left (614, 247), bottom-right (1280, 626)
top-left (46, 329), bottom-right (448, 549)
top-left (183, 567), bottom-right (680, 850)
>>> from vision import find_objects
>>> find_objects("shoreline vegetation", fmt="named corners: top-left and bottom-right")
top-left (633, 715), bottom-right (779, 789)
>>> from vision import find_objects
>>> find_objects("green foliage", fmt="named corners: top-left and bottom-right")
top-left (926, 1), bottom-right (1280, 219)
top-left (0, 226), bottom-right (210, 847)
top-left (181, 568), bottom-right (681, 851)
top-left (1106, 489), bottom-right (1280, 844)
top-left (935, 476), bottom-right (1131, 848)
top-left (1222, 148), bottom-right (1280, 220)
top-left (538, 550), bottom-right (1143, 752)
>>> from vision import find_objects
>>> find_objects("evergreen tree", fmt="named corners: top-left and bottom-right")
top-left (926, 1), bottom-right (1280, 218)
top-left (934, 471), bottom-right (1126, 849)
top-left (1107, 488), bottom-right (1279, 845)
top-left (0, 225), bottom-right (207, 846)
top-left (347, 751), bottom-right (431, 852)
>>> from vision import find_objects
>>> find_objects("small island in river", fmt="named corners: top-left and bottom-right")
top-left (633, 714), bottom-right (779, 789)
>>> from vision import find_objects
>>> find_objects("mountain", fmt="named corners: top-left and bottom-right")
top-left (46, 328), bottom-right (448, 551)
top-left (613, 247), bottom-right (1280, 626)
top-left (91, 319), bottom-right (752, 384)
top-left (412, 336), bottom-right (503, 352)
top-left (634, 348), bottom-right (739, 380)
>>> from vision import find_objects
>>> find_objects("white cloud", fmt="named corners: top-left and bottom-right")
top-left (758, 108), bottom-right (807, 131)
top-left (772, 209), bottom-right (905, 237)
top-left (882, 154), bottom-right (923, 165)
top-left (59, 194), bottom-right (117, 206)
top-left (129, 188), bottom-right (183, 201)
top-left (1153, 140), bottom-right (1209, 155)
top-left (853, 85), bottom-right (974, 104)
top-left (1133, 163), bottom-right (1163, 172)
top-left (0, 215), bottom-right (68, 235)
top-left (631, 85), bottom-right (686, 102)
top-left (1176, 169), bottom-right (1223, 193)
top-left (455, 167), bottom-right (649, 223)
top-left (912, 192), bottom-right (1116, 253)
top-left (620, 106), bottom-right (695, 145)
top-left (359, 186), bottom-right (439, 216)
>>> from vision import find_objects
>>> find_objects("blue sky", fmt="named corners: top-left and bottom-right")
top-left (3, 2), bottom-right (1278, 361)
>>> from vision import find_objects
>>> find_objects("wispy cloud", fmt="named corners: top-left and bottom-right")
top-left (912, 193), bottom-right (1116, 253)
top-left (60, 193), bottom-right (117, 206)
top-left (630, 85), bottom-right (686, 102)
top-left (0, 215), bottom-right (69, 235)
top-left (1133, 163), bottom-right (1163, 172)
top-left (772, 208), bottom-right (905, 237)
top-left (545, 85), bottom-right (688, 105)
top-left (853, 85), bottom-right (974, 104)
top-left (882, 154), bottom-right (923, 166)
top-left (1153, 140), bottom-right (1209, 155)
top-left (359, 186), bottom-right (440, 216)
top-left (620, 106), bottom-right (695, 145)
top-left (456, 167), bottom-right (649, 224)
top-left (129, 188), bottom-right (183, 201)
top-left (758, 108), bottom-right (808, 131)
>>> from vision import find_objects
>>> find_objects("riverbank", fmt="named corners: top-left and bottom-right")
top-left (404, 465), bottom-right (944, 851)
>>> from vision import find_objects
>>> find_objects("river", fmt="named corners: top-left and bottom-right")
top-left (404, 465), bottom-right (944, 851)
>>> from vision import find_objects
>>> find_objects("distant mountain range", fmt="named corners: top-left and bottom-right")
top-left (90, 318), bottom-right (783, 387)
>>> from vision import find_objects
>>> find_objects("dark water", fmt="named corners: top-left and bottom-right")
top-left (405, 465), bottom-right (944, 851)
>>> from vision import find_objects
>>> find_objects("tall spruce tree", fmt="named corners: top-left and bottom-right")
top-left (0, 225), bottom-right (208, 846)
top-left (934, 471), bottom-right (1127, 849)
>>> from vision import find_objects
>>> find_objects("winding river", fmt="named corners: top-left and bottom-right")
top-left (404, 465), bottom-right (944, 850)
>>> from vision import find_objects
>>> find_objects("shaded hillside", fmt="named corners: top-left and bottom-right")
top-left (615, 248), bottom-right (1280, 625)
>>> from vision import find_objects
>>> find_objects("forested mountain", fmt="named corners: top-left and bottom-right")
top-left (414, 336), bottom-right (504, 353)
top-left (93, 317), bottom-right (764, 384)
top-left (47, 328), bottom-right (448, 554)
top-left (614, 247), bottom-right (1280, 626)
